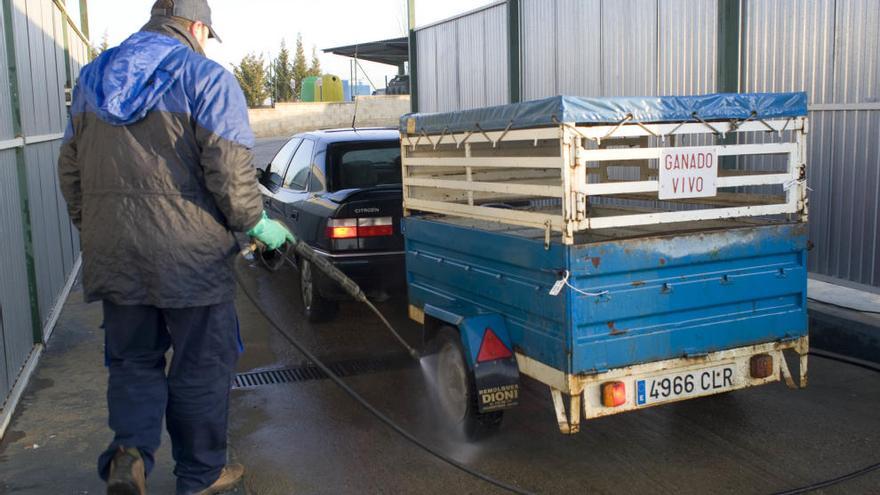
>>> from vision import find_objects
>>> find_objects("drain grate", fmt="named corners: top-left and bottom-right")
top-left (233, 355), bottom-right (414, 389)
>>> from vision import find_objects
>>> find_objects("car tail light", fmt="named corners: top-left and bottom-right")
top-left (476, 328), bottom-right (513, 363)
top-left (357, 217), bottom-right (394, 237)
top-left (326, 217), bottom-right (394, 239)
top-left (326, 219), bottom-right (358, 239)
top-left (602, 382), bottom-right (626, 407)
top-left (750, 354), bottom-right (773, 379)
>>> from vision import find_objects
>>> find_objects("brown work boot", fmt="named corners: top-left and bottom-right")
top-left (107, 447), bottom-right (146, 495)
top-left (195, 464), bottom-right (245, 495)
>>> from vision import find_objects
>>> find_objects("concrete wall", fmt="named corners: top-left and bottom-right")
top-left (248, 96), bottom-right (411, 138)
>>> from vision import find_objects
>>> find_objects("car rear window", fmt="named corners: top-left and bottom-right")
top-left (328, 141), bottom-right (401, 192)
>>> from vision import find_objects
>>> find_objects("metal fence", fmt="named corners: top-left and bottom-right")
top-left (414, 0), bottom-right (880, 288)
top-left (741, 0), bottom-right (880, 288)
top-left (415, 1), bottom-right (509, 113)
top-left (0, 0), bottom-right (88, 420)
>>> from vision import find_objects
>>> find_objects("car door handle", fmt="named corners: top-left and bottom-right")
top-left (263, 199), bottom-right (271, 208)
top-left (289, 210), bottom-right (299, 220)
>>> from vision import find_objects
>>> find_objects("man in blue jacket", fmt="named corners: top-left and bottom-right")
top-left (58, 1), bottom-right (292, 493)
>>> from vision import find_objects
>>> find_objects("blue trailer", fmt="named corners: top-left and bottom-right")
top-left (400, 93), bottom-right (810, 435)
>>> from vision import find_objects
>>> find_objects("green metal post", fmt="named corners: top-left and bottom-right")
top-left (717, 0), bottom-right (741, 168)
top-left (60, 6), bottom-right (72, 91)
top-left (78, 0), bottom-right (89, 39)
top-left (717, 0), bottom-right (740, 93)
top-left (2, 0), bottom-right (43, 343)
top-left (507, 0), bottom-right (521, 103)
top-left (406, 0), bottom-right (418, 113)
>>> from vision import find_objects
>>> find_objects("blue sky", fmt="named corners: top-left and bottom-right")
top-left (85, 0), bottom-right (496, 90)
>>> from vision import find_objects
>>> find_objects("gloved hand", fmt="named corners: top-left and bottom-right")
top-left (247, 211), bottom-right (295, 251)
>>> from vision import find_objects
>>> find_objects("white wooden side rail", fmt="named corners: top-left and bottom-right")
top-left (401, 117), bottom-right (808, 245)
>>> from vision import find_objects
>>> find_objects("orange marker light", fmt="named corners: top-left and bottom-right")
top-left (327, 219), bottom-right (358, 239)
top-left (602, 381), bottom-right (626, 407)
top-left (750, 354), bottom-right (773, 379)
top-left (327, 226), bottom-right (358, 239)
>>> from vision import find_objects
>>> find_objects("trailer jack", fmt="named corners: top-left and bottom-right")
top-left (550, 388), bottom-right (581, 435)
top-left (779, 337), bottom-right (810, 389)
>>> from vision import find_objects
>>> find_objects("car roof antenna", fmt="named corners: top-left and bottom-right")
top-left (352, 92), bottom-right (360, 130)
top-left (351, 47), bottom-right (360, 130)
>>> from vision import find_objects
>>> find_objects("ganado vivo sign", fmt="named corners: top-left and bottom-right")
top-left (658, 147), bottom-right (719, 200)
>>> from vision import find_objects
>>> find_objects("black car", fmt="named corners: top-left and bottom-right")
top-left (257, 128), bottom-right (405, 322)
top-left (385, 74), bottom-right (410, 95)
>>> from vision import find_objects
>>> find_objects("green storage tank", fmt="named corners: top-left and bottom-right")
top-left (301, 76), bottom-right (319, 102)
top-left (320, 75), bottom-right (344, 102)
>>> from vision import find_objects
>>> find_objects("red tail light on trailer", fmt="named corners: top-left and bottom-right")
top-left (476, 328), bottom-right (513, 363)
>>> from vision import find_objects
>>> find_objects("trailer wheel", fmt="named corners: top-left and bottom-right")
top-left (299, 258), bottom-right (339, 322)
top-left (430, 326), bottom-right (503, 439)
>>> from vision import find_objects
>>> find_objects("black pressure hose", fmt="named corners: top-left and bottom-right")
top-left (807, 296), bottom-right (880, 315)
top-left (770, 350), bottom-right (880, 495)
top-left (772, 461), bottom-right (880, 495)
top-left (235, 245), bottom-right (533, 495)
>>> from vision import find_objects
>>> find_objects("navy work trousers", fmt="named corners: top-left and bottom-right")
top-left (97, 300), bottom-right (241, 495)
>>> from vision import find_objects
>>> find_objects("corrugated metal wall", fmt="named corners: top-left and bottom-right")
top-left (415, 2), bottom-right (509, 113)
top-left (657, 0), bottom-right (717, 95)
top-left (0, 150), bottom-right (33, 401)
top-left (0, 0), bottom-right (87, 402)
top-left (16, 0), bottom-right (80, 327)
top-left (742, 0), bottom-right (880, 287)
top-left (520, 0), bottom-right (715, 99)
top-left (0, 0), bottom-right (32, 405)
top-left (415, 0), bottom-right (880, 287)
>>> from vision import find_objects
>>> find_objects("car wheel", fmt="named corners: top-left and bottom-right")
top-left (299, 258), bottom-right (338, 322)
top-left (429, 326), bottom-right (503, 439)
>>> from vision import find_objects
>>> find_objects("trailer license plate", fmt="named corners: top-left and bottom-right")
top-left (636, 364), bottom-right (737, 406)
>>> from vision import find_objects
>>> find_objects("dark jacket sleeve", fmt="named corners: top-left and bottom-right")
top-left (58, 89), bottom-right (83, 229)
top-left (193, 66), bottom-right (264, 233)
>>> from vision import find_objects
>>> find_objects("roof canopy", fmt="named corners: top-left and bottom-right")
top-left (401, 92), bottom-right (808, 134)
top-left (323, 37), bottom-right (409, 67)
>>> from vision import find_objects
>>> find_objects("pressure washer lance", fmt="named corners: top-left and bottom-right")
top-left (240, 240), bottom-right (421, 361)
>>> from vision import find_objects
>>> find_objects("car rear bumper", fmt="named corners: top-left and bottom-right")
top-left (311, 248), bottom-right (407, 299)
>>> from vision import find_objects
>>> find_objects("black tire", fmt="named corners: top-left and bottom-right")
top-left (429, 326), bottom-right (503, 439)
top-left (299, 258), bottom-right (339, 322)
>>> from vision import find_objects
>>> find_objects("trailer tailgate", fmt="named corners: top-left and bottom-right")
top-left (568, 223), bottom-right (809, 373)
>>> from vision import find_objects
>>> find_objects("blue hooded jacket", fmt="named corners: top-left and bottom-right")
top-left (58, 20), bottom-right (263, 308)
top-left (79, 32), bottom-right (190, 126)
top-left (67, 28), bottom-right (254, 148)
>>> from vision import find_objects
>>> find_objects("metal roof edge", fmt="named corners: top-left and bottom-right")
top-left (414, 0), bottom-right (507, 32)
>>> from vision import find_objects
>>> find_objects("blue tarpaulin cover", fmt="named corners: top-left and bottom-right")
top-left (401, 92), bottom-right (808, 134)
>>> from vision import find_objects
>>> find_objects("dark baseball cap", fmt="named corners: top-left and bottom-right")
top-left (151, 0), bottom-right (222, 42)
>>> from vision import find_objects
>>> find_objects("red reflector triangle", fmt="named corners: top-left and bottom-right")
top-left (476, 328), bottom-right (513, 363)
